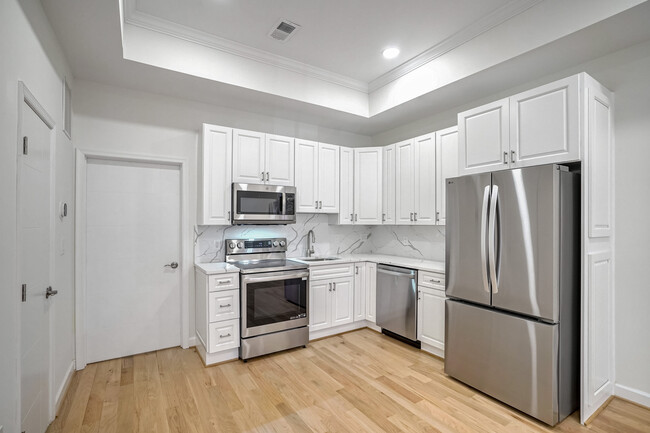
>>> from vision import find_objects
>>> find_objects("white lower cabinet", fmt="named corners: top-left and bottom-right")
top-left (309, 264), bottom-right (354, 335)
top-left (353, 263), bottom-right (366, 321)
top-left (365, 262), bottom-right (377, 323)
top-left (417, 271), bottom-right (446, 357)
top-left (195, 269), bottom-right (241, 365)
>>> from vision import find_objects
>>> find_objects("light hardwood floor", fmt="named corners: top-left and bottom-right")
top-left (47, 329), bottom-right (650, 433)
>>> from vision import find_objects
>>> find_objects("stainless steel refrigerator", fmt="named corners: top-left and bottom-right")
top-left (445, 164), bottom-right (580, 426)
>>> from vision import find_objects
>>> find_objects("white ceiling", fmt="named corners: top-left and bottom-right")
top-left (131, 0), bottom-right (513, 83)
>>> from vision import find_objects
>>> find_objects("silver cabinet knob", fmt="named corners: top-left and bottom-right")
top-left (164, 262), bottom-right (179, 269)
top-left (46, 286), bottom-right (58, 299)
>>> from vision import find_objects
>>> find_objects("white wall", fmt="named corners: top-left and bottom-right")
top-left (0, 0), bottom-right (75, 432)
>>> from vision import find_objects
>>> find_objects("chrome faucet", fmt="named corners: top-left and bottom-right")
top-left (307, 230), bottom-right (316, 257)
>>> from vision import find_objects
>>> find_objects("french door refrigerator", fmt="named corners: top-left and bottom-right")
top-left (445, 164), bottom-right (580, 426)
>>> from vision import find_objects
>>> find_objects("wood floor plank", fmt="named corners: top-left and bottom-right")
top-left (47, 329), bottom-right (650, 433)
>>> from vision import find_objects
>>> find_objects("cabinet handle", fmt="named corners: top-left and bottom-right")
top-left (319, 201), bottom-right (322, 209)
top-left (504, 152), bottom-right (509, 164)
top-left (217, 279), bottom-right (230, 284)
top-left (329, 283), bottom-right (332, 292)
top-left (261, 172), bottom-right (265, 180)
top-left (219, 303), bottom-right (232, 308)
top-left (315, 200), bottom-right (319, 208)
top-left (511, 150), bottom-right (515, 163)
top-left (435, 211), bottom-right (439, 222)
top-left (219, 333), bottom-right (231, 338)
top-left (429, 279), bottom-right (441, 284)
top-left (333, 282), bottom-right (336, 291)
top-left (414, 212), bottom-right (418, 222)
top-left (350, 213), bottom-right (354, 222)
top-left (410, 212), bottom-right (414, 221)
top-left (227, 211), bottom-right (231, 221)
top-left (354, 214), bottom-right (358, 222)
top-left (382, 213), bottom-right (386, 222)
top-left (418, 290), bottom-right (421, 301)
top-left (266, 172), bottom-right (270, 182)
top-left (355, 266), bottom-right (359, 275)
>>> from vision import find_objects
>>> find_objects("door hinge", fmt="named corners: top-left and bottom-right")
top-left (21, 284), bottom-right (26, 302)
top-left (22, 136), bottom-right (28, 155)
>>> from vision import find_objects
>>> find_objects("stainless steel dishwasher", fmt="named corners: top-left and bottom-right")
top-left (376, 264), bottom-right (419, 344)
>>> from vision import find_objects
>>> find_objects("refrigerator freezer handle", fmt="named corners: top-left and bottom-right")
top-left (488, 185), bottom-right (499, 293)
top-left (481, 185), bottom-right (491, 294)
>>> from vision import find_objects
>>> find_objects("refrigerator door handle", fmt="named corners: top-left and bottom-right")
top-left (488, 185), bottom-right (499, 293)
top-left (480, 185), bottom-right (490, 293)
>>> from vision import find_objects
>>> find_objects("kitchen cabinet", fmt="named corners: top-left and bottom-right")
top-left (417, 270), bottom-right (446, 357)
top-left (458, 75), bottom-right (580, 175)
top-left (435, 126), bottom-right (458, 225)
top-left (295, 139), bottom-right (339, 213)
top-left (354, 147), bottom-right (383, 224)
top-left (232, 129), bottom-right (294, 186)
top-left (382, 144), bottom-right (396, 224)
top-left (395, 134), bottom-right (436, 225)
top-left (337, 147), bottom-right (355, 225)
top-left (365, 262), bottom-right (377, 323)
top-left (353, 263), bottom-right (366, 321)
top-left (309, 265), bottom-right (354, 333)
top-left (198, 124), bottom-right (232, 225)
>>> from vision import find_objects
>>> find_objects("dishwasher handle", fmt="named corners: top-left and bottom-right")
top-left (377, 265), bottom-right (416, 279)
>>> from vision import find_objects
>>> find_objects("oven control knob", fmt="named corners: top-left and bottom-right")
top-left (228, 242), bottom-right (236, 249)
top-left (237, 241), bottom-right (243, 248)
top-left (273, 241), bottom-right (279, 247)
top-left (279, 240), bottom-right (286, 247)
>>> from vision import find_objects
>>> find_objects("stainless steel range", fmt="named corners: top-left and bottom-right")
top-left (226, 237), bottom-right (309, 360)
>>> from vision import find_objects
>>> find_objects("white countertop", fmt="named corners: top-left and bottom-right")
top-left (290, 254), bottom-right (445, 273)
top-left (194, 262), bottom-right (240, 275)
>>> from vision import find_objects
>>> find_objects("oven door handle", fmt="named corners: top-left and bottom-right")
top-left (241, 270), bottom-right (310, 283)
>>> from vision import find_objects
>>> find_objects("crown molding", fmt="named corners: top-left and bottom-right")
top-left (122, 1), bottom-right (369, 93)
top-left (368, 0), bottom-right (545, 92)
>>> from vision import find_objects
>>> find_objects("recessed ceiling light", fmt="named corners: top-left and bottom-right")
top-left (382, 47), bottom-right (400, 59)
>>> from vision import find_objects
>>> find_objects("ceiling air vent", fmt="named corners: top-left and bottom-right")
top-left (268, 19), bottom-right (301, 42)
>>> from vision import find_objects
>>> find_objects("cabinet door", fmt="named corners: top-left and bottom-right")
top-left (510, 75), bottom-right (579, 168)
top-left (233, 129), bottom-right (265, 184)
top-left (295, 139), bottom-right (318, 213)
top-left (318, 143), bottom-right (340, 213)
top-left (417, 287), bottom-right (445, 350)
top-left (265, 134), bottom-right (294, 186)
top-left (338, 147), bottom-right (355, 225)
top-left (414, 133), bottom-right (436, 225)
top-left (331, 277), bottom-right (354, 327)
top-left (353, 148), bottom-right (382, 225)
top-left (435, 126), bottom-right (458, 225)
top-left (309, 280), bottom-right (331, 332)
top-left (353, 263), bottom-right (366, 322)
top-left (458, 98), bottom-right (509, 175)
top-left (382, 144), bottom-right (396, 224)
top-left (199, 124), bottom-right (232, 225)
top-left (395, 139), bottom-right (415, 225)
top-left (365, 263), bottom-right (377, 323)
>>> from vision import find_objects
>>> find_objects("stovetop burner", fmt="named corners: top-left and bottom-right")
top-left (225, 237), bottom-right (308, 274)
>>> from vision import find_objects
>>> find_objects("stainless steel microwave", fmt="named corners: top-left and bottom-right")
top-left (232, 183), bottom-right (296, 225)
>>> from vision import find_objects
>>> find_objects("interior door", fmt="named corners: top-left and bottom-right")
top-left (19, 100), bottom-right (53, 433)
top-left (395, 139), bottom-right (414, 224)
top-left (317, 143), bottom-right (339, 212)
top-left (85, 159), bottom-right (181, 363)
top-left (445, 173), bottom-right (492, 306)
top-left (265, 134), bottom-right (294, 186)
top-left (233, 129), bottom-right (265, 184)
top-left (295, 139), bottom-right (318, 212)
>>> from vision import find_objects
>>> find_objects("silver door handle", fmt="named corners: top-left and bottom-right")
top-left (46, 286), bottom-right (58, 299)
top-left (503, 151), bottom-right (508, 164)
top-left (414, 212), bottom-right (417, 221)
top-left (219, 304), bottom-right (232, 308)
top-left (165, 262), bottom-right (179, 269)
top-left (377, 269), bottom-right (416, 279)
top-left (480, 185), bottom-right (490, 294)
top-left (266, 172), bottom-right (270, 181)
top-left (488, 185), bottom-right (499, 294)
top-left (510, 150), bottom-right (515, 163)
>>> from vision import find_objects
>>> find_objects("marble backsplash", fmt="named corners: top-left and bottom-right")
top-left (195, 214), bottom-right (445, 263)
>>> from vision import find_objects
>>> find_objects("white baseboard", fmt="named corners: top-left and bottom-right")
top-left (421, 343), bottom-right (444, 359)
top-left (615, 383), bottom-right (650, 408)
top-left (188, 335), bottom-right (197, 348)
top-left (309, 321), bottom-right (367, 341)
top-left (55, 361), bottom-right (76, 414)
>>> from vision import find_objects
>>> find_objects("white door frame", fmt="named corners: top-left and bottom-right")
top-left (16, 81), bottom-right (57, 423)
top-left (74, 149), bottom-right (191, 370)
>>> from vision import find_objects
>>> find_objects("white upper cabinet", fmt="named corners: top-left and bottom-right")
top-left (510, 75), bottom-right (580, 167)
top-left (318, 143), bottom-right (340, 213)
top-left (414, 133), bottom-right (436, 225)
top-left (435, 126), bottom-right (459, 225)
top-left (395, 139), bottom-right (415, 224)
top-left (265, 134), bottom-right (295, 186)
top-left (353, 147), bottom-right (383, 225)
top-left (295, 140), bottom-right (340, 213)
top-left (198, 124), bottom-right (233, 225)
top-left (337, 147), bottom-right (355, 224)
top-left (458, 98), bottom-right (510, 175)
top-left (233, 129), bottom-right (294, 185)
top-left (382, 144), bottom-right (396, 224)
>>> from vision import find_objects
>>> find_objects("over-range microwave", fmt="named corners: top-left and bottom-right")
top-left (232, 183), bottom-right (296, 225)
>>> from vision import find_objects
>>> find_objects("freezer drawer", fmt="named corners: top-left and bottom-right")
top-left (445, 300), bottom-right (560, 425)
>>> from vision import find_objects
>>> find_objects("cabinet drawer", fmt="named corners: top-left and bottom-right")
top-left (208, 319), bottom-right (240, 353)
top-left (418, 271), bottom-right (445, 290)
top-left (208, 273), bottom-right (239, 292)
top-left (208, 289), bottom-right (240, 322)
top-left (310, 263), bottom-right (354, 280)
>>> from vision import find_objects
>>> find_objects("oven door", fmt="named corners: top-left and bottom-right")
top-left (232, 183), bottom-right (296, 224)
top-left (241, 270), bottom-right (309, 338)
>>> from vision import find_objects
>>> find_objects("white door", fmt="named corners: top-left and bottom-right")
top-left (198, 124), bottom-right (232, 225)
top-left (365, 263), bottom-right (377, 323)
top-left (309, 281), bottom-right (331, 332)
top-left (353, 148), bottom-right (382, 225)
top-left (338, 147), bottom-right (354, 225)
top-left (395, 139), bottom-right (415, 224)
top-left (435, 126), bottom-right (458, 225)
top-left (353, 263), bottom-right (366, 322)
top-left (233, 129), bottom-right (265, 184)
top-left (510, 75), bottom-right (580, 167)
top-left (331, 277), bottom-right (354, 326)
top-left (414, 133), bottom-right (436, 225)
top-left (317, 143), bottom-right (339, 213)
top-left (295, 139), bottom-right (318, 212)
top-left (382, 144), bottom-right (396, 224)
top-left (19, 100), bottom-right (53, 433)
top-left (85, 159), bottom-right (181, 363)
top-left (417, 287), bottom-right (446, 351)
top-left (265, 134), bottom-right (294, 186)
top-left (458, 98), bottom-right (510, 175)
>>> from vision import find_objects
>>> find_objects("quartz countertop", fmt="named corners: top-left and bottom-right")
top-left (194, 262), bottom-right (240, 275)
top-left (290, 254), bottom-right (444, 274)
